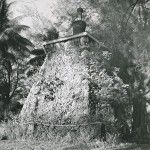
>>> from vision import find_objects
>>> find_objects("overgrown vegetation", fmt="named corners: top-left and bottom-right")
top-left (0, 0), bottom-right (150, 149)
top-left (0, 0), bottom-right (33, 121)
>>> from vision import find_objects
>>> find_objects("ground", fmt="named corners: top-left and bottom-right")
top-left (0, 140), bottom-right (149, 150)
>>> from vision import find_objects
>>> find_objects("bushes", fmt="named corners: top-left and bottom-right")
top-left (0, 116), bottom-right (140, 150)
top-left (0, 116), bottom-right (24, 140)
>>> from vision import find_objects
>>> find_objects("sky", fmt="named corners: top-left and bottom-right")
top-left (7, 0), bottom-right (102, 38)
top-left (9, 0), bottom-right (58, 26)
top-left (8, 0), bottom-right (90, 35)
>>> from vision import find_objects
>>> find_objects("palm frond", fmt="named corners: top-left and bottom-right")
top-left (6, 25), bottom-right (30, 33)
top-left (9, 44), bottom-right (31, 58)
top-left (8, 15), bottom-right (26, 25)
top-left (6, 31), bottom-right (34, 47)
top-left (6, 1), bottom-right (16, 11)
top-left (0, 30), bottom-right (33, 57)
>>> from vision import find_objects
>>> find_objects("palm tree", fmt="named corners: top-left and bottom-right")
top-left (0, 0), bottom-right (33, 120)
top-left (0, 0), bottom-right (33, 61)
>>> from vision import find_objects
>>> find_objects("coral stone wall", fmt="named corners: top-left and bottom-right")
top-left (20, 41), bottom-right (90, 125)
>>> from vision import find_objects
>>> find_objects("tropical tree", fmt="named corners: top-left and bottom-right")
top-left (0, 0), bottom-right (33, 120)
top-left (79, 0), bottom-right (150, 141)
top-left (93, 0), bottom-right (150, 140)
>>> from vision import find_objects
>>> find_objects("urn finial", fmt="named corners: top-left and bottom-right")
top-left (77, 7), bottom-right (84, 20)
top-left (72, 7), bottom-right (86, 35)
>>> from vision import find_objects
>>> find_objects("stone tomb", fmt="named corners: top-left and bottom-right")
top-left (20, 31), bottom-right (108, 136)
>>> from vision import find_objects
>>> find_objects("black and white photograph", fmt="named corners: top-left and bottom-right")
top-left (0, 0), bottom-right (150, 149)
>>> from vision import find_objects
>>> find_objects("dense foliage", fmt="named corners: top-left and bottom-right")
top-left (0, 0), bottom-right (150, 143)
top-left (0, 0), bottom-right (33, 120)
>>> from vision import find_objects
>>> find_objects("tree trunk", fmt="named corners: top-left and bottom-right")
top-left (132, 96), bottom-right (148, 140)
top-left (3, 94), bottom-right (11, 121)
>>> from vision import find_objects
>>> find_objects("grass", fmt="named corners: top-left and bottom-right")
top-left (0, 140), bottom-right (150, 150)
top-left (0, 118), bottom-right (150, 150)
